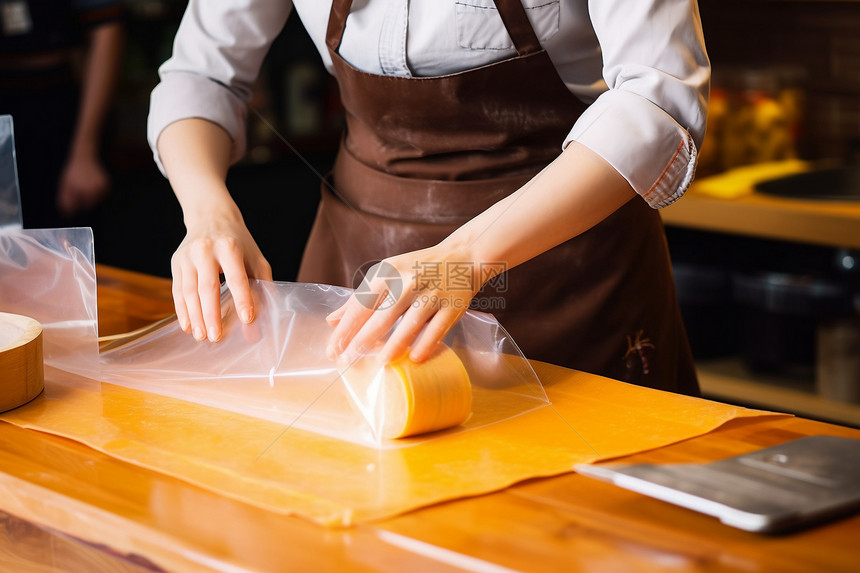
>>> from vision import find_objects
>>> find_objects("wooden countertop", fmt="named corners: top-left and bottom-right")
top-left (0, 265), bottom-right (858, 572)
top-left (661, 167), bottom-right (860, 250)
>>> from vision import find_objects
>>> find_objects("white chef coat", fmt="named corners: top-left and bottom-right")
top-left (147, 0), bottom-right (710, 208)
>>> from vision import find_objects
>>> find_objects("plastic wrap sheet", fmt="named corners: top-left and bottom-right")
top-left (99, 280), bottom-right (549, 448)
top-left (0, 226), bottom-right (98, 374)
top-left (0, 361), bottom-right (781, 526)
top-left (0, 157), bottom-right (547, 448)
top-left (0, 115), bottom-right (21, 228)
top-left (0, 117), bottom-right (97, 372)
top-left (0, 217), bottom-right (548, 447)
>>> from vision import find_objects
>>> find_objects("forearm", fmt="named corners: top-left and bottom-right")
top-left (157, 118), bottom-right (243, 229)
top-left (160, 118), bottom-right (270, 339)
top-left (328, 142), bottom-right (640, 363)
top-left (443, 142), bottom-right (637, 281)
top-left (70, 22), bottom-right (124, 159)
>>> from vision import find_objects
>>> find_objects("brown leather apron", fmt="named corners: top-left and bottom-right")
top-left (298, 0), bottom-right (699, 395)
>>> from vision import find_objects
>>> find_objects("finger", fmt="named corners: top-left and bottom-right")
top-left (249, 257), bottom-right (273, 281)
top-left (170, 261), bottom-right (191, 333)
top-left (328, 299), bottom-right (376, 356)
top-left (180, 263), bottom-right (207, 341)
top-left (377, 300), bottom-right (438, 364)
top-left (341, 286), bottom-right (412, 356)
top-left (327, 291), bottom-right (386, 358)
top-left (325, 303), bottom-right (347, 326)
top-left (241, 316), bottom-right (262, 344)
top-left (217, 242), bottom-right (254, 324)
top-left (195, 255), bottom-right (224, 342)
top-left (409, 306), bottom-right (463, 363)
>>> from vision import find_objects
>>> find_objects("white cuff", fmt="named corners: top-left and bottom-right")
top-left (565, 89), bottom-right (699, 209)
top-left (147, 72), bottom-right (247, 176)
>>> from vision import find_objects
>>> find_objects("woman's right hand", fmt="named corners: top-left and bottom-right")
top-left (171, 211), bottom-right (272, 343)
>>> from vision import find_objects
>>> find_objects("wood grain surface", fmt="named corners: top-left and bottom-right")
top-left (0, 312), bottom-right (43, 413)
top-left (0, 265), bottom-right (855, 572)
top-left (0, 511), bottom-right (158, 573)
top-left (95, 265), bottom-right (175, 337)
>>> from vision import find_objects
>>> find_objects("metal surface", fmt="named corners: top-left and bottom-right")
top-left (577, 435), bottom-right (860, 533)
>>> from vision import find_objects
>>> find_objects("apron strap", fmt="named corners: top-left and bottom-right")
top-left (326, 0), bottom-right (352, 53)
top-left (326, 0), bottom-right (543, 57)
top-left (494, 0), bottom-right (543, 56)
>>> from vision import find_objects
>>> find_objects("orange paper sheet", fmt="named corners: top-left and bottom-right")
top-left (0, 361), bottom-right (782, 527)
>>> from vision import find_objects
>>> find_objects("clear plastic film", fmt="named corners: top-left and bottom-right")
top-left (0, 231), bottom-right (549, 447)
top-left (1, 115), bottom-right (98, 373)
top-left (0, 116), bottom-right (21, 228)
top-left (99, 280), bottom-right (549, 448)
top-left (0, 113), bottom-right (547, 448)
top-left (0, 226), bottom-right (99, 375)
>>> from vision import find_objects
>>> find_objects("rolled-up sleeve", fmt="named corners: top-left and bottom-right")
top-left (566, 0), bottom-right (710, 208)
top-left (147, 0), bottom-right (293, 175)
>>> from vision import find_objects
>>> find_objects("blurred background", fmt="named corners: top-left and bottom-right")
top-left (666, 0), bottom-right (860, 427)
top-left (49, 0), bottom-right (860, 275)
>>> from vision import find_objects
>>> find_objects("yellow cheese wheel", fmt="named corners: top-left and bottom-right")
top-left (0, 312), bottom-right (44, 413)
top-left (380, 345), bottom-right (472, 439)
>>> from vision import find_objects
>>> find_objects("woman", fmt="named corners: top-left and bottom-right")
top-left (148, 0), bottom-right (709, 395)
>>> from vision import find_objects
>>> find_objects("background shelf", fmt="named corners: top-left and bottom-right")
top-left (697, 357), bottom-right (860, 428)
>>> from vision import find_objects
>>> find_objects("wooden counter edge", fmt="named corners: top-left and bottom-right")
top-left (661, 185), bottom-right (860, 250)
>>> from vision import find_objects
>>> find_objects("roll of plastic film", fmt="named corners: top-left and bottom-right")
top-left (381, 345), bottom-right (472, 439)
top-left (0, 312), bottom-right (44, 412)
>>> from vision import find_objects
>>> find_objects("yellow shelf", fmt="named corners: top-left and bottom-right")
top-left (697, 358), bottom-right (860, 428)
top-left (661, 162), bottom-right (860, 250)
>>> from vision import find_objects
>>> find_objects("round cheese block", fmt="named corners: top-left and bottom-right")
top-left (0, 312), bottom-right (44, 413)
top-left (381, 345), bottom-right (472, 439)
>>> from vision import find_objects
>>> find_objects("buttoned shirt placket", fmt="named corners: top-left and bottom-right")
top-left (378, 0), bottom-right (411, 77)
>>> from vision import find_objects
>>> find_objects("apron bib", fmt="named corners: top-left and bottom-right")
top-left (298, 0), bottom-right (698, 395)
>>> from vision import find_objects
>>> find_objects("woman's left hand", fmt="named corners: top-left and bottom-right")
top-left (326, 243), bottom-right (493, 364)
